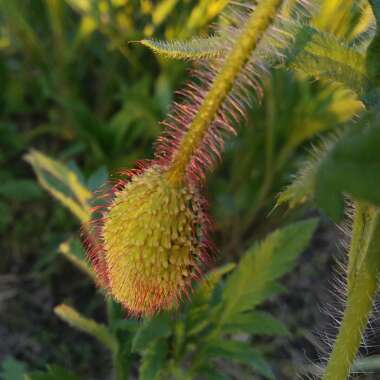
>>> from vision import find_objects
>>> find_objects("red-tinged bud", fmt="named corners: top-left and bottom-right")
top-left (87, 165), bottom-right (211, 316)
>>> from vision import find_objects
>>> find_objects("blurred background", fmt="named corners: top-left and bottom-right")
top-left (1, 0), bottom-right (380, 379)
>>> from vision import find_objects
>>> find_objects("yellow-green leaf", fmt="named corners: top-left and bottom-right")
top-left (54, 304), bottom-right (117, 353)
top-left (24, 149), bottom-right (92, 222)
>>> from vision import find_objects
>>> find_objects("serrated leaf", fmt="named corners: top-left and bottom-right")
top-left (316, 120), bottom-right (380, 221)
top-left (224, 311), bottom-right (290, 336)
top-left (1, 357), bottom-right (26, 380)
top-left (276, 135), bottom-right (339, 209)
top-left (25, 365), bottom-right (81, 380)
top-left (312, 0), bottom-right (362, 39)
top-left (193, 263), bottom-right (236, 305)
top-left (142, 23), bottom-right (367, 97)
top-left (289, 26), bottom-right (367, 95)
top-left (132, 313), bottom-right (172, 352)
top-left (204, 340), bottom-right (275, 380)
top-left (139, 339), bottom-right (168, 380)
top-left (54, 304), bottom-right (117, 353)
top-left (277, 161), bottom-right (318, 209)
top-left (186, 263), bottom-right (236, 336)
top-left (140, 36), bottom-right (224, 60)
top-left (219, 219), bottom-right (318, 325)
top-left (24, 150), bottom-right (92, 222)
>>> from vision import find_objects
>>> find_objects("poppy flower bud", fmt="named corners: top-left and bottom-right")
top-left (100, 165), bottom-right (208, 316)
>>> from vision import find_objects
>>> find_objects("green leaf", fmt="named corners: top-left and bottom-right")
top-left (139, 339), bottom-right (168, 380)
top-left (192, 263), bottom-right (236, 305)
top-left (0, 179), bottom-right (42, 201)
top-left (54, 304), bottom-right (117, 353)
top-left (1, 357), bottom-right (26, 380)
top-left (276, 134), bottom-right (340, 209)
top-left (219, 219), bottom-right (318, 325)
top-left (289, 26), bottom-right (367, 95)
top-left (26, 365), bottom-right (81, 380)
top-left (186, 263), bottom-right (236, 336)
top-left (140, 36), bottom-right (224, 60)
top-left (24, 149), bottom-right (92, 222)
top-left (58, 238), bottom-right (96, 281)
top-left (224, 311), bottom-right (290, 336)
top-left (141, 22), bottom-right (366, 97)
top-left (87, 166), bottom-right (108, 192)
top-left (132, 313), bottom-right (172, 352)
top-left (204, 340), bottom-right (275, 380)
top-left (316, 121), bottom-right (380, 220)
top-left (197, 366), bottom-right (232, 380)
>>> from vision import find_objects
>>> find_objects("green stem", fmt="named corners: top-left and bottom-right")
top-left (322, 268), bottom-right (377, 380)
top-left (45, 0), bottom-right (66, 54)
top-left (166, 0), bottom-right (284, 184)
top-left (106, 299), bottom-right (131, 380)
top-left (346, 203), bottom-right (377, 295)
top-left (322, 202), bottom-right (380, 380)
top-left (112, 349), bottom-right (130, 380)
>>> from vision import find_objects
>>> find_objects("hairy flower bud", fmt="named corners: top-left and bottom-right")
top-left (84, 0), bottom-right (288, 317)
top-left (89, 165), bottom-right (210, 316)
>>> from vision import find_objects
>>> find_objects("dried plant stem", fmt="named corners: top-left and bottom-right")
top-left (323, 202), bottom-right (380, 380)
top-left (166, 0), bottom-right (284, 184)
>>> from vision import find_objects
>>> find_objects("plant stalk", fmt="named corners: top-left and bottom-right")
top-left (166, 0), bottom-right (284, 184)
top-left (322, 268), bottom-right (378, 380)
top-left (106, 299), bottom-right (131, 380)
top-left (346, 203), bottom-right (377, 295)
top-left (322, 202), bottom-right (380, 380)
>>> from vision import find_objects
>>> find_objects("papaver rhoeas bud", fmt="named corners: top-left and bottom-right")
top-left (94, 165), bottom-right (210, 316)
top-left (84, 0), bottom-right (286, 316)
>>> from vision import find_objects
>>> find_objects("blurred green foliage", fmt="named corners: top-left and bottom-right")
top-left (11, 148), bottom-right (317, 378)
top-left (2, 0), bottom-right (380, 379)
top-left (0, 0), bottom-right (226, 377)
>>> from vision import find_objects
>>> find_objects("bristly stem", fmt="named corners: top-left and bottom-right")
top-left (322, 267), bottom-right (377, 380)
top-left (346, 203), bottom-right (377, 296)
top-left (322, 3), bottom-right (380, 376)
top-left (166, 0), bottom-right (284, 184)
top-left (322, 202), bottom-right (380, 380)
